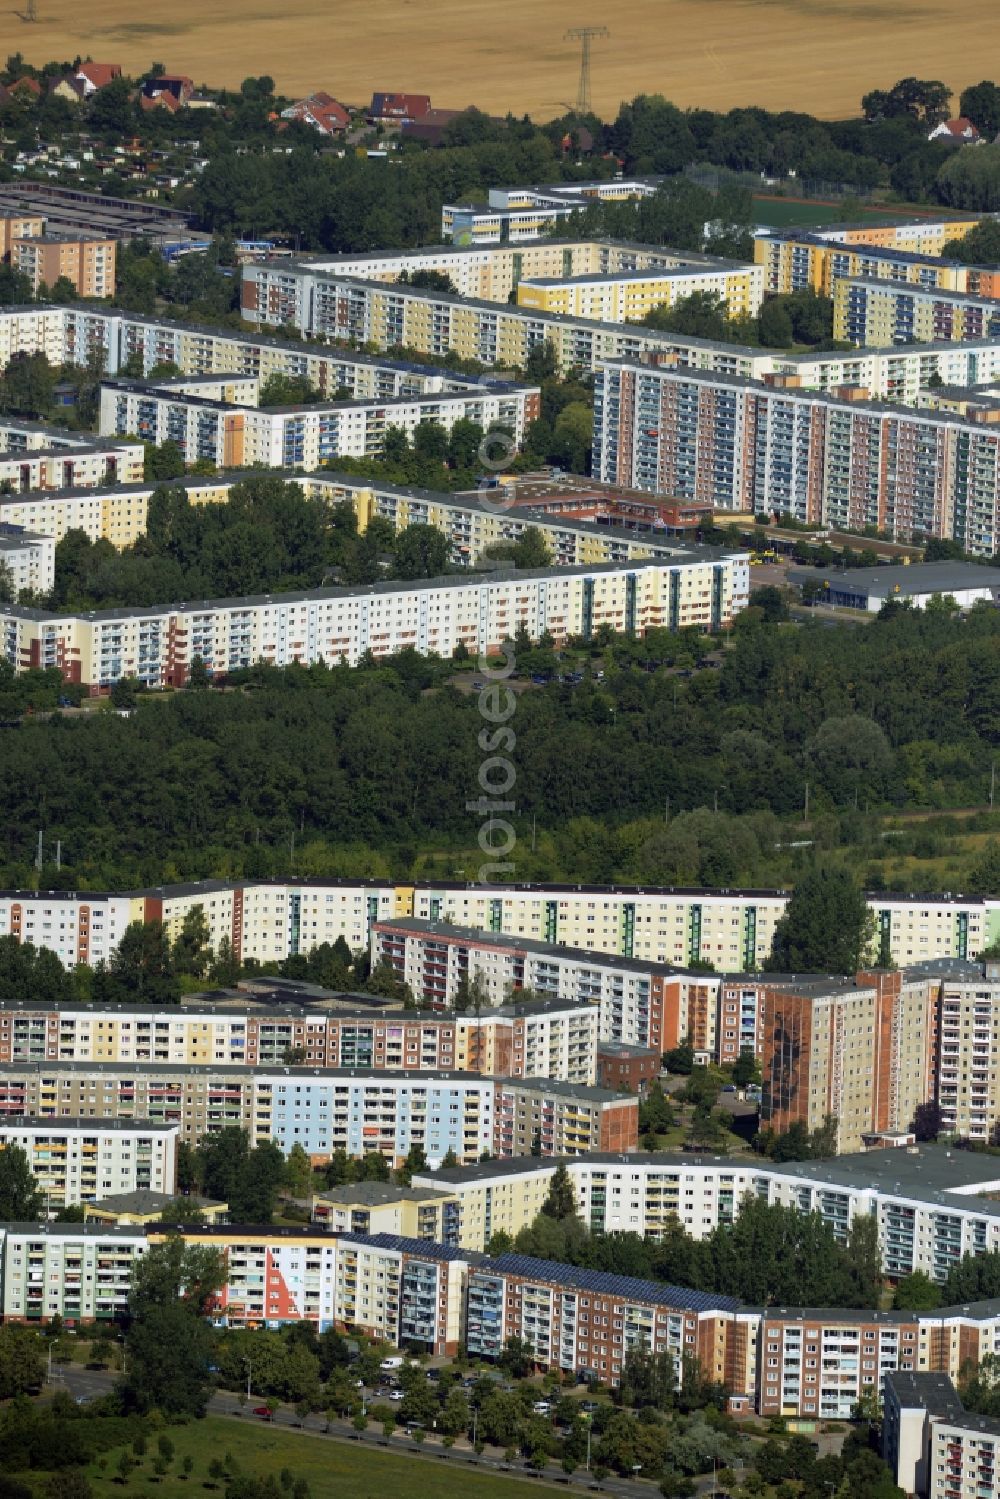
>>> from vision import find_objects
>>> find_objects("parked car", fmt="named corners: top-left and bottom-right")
top-left (253, 1405), bottom-right (273, 1419)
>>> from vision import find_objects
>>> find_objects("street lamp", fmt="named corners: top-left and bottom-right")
top-left (245, 1355), bottom-right (252, 1402)
top-left (582, 1414), bottom-right (592, 1472)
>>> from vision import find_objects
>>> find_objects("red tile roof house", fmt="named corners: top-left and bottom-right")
top-left (140, 74), bottom-right (194, 110)
top-left (927, 116), bottom-right (982, 143)
top-left (74, 62), bottom-right (122, 95)
top-left (280, 92), bottom-right (350, 135)
top-left (368, 91), bottom-right (431, 124)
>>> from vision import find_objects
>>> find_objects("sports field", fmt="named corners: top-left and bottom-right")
top-left (14, 0), bottom-right (1000, 122)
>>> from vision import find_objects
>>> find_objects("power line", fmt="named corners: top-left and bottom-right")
top-left (565, 26), bottom-right (609, 115)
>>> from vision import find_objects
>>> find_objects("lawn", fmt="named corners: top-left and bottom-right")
top-left (750, 198), bottom-right (847, 227)
top-left (78, 1417), bottom-right (572, 1499)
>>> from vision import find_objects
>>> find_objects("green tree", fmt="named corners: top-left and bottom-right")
top-left (172, 905), bottom-right (211, 978)
top-left (767, 867), bottom-right (876, 973)
top-left (121, 1237), bottom-right (225, 1415)
top-left (893, 1271), bottom-right (942, 1311)
top-left (541, 1163), bottom-right (578, 1220)
top-left (96, 920), bottom-right (181, 1005)
top-left (0, 1325), bottom-right (45, 1397)
top-left (731, 1049), bottom-right (759, 1088)
top-left (392, 523), bottom-right (451, 580)
top-left (284, 1142), bottom-right (315, 1199)
top-left (0, 1145), bottom-right (43, 1221)
top-left (959, 81), bottom-right (1000, 137)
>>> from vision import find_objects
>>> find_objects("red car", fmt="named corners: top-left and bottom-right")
top-left (252, 1406), bottom-right (273, 1419)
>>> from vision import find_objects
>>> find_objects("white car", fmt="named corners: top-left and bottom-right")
top-left (532, 1400), bottom-right (552, 1415)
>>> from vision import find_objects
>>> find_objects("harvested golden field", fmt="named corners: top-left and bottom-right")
top-left (14, 0), bottom-right (999, 121)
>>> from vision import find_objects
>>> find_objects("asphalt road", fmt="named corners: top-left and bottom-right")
top-left (50, 1365), bottom-right (703, 1498)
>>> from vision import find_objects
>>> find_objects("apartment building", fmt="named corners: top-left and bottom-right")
top-left (178, 1224), bottom-right (342, 1331)
top-left (0, 466), bottom-right (741, 590)
top-left (0, 558), bottom-right (746, 691)
top-left (760, 1308), bottom-right (921, 1421)
top-left (0, 1063), bottom-right (635, 1165)
top-left (464, 1249), bottom-right (743, 1386)
top-left (97, 376), bottom-right (540, 468)
top-left (11, 234), bottom-right (115, 299)
top-left (417, 1144), bottom-right (1000, 1287)
top-left (760, 969), bottom-right (936, 1154)
top-left (240, 265), bottom-right (775, 380)
top-left (0, 1221), bottom-right (146, 1323)
top-left (3, 880), bottom-right (998, 979)
top-left (0, 524), bottom-right (54, 595)
top-left (883, 1370), bottom-right (1000, 1499)
top-left (772, 340), bottom-right (1000, 405)
top-left (333, 1232), bottom-right (472, 1353)
top-left (0, 993), bottom-right (599, 1085)
top-left (245, 239), bottom-right (757, 309)
top-left (441, 179), bottom-right (665, 244)
top-left (0, 213), bottom-right (44, 257)
top-left (755, 229), bottom-right (1000, 300)
top-left (593, 359), bottom-right (1000, 553)
top-left (933, 964), bottom-right (1000, 1141)
top-left (803, 215), bottom-right (982, 255)
top-left (0, 417), bottom-right (143, 494)
top-left (834, 278), bottom-right (1000, 346)
top-left (372, 916), bottom-right (728, 1053)
top-left (515, 260), bottom-right (762, 323)
top-left (0, 1117), bottom-right (177, 1208)
top-left (311, 1182), bottom-right (461, 1243)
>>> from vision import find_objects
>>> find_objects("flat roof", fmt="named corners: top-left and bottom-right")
top-left (314, 1182), bottom-right (455, 1206)
top-left (0, 557), bottom-right (698, 627)
top-left (420, 1143), bottom-right (1000, 1214)
top-left (0, 1114), bottom-right (178, 1132)
top-left (841, 274), bottom-right (1000, 310)
top-left (2, 879), bottom-right (998, 909)
top-left (87, 1189), bottom-right (223, 1212)
top-left (884, 1370), bottom-right (967, 1422)
top-left (600, 357), bottom-right (1000, 431)
top-left (816, 562), bottom-right (1000, 597)
top-left (0, 1062), bottom-right (619, 1098)
top-left (486, 1250), bottom-right (741, 1312)
top-left (342, 1231), bottom-right (477, 1262)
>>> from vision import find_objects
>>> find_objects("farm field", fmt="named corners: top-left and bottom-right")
top-left (14, 0), bottom-right (1000, 122)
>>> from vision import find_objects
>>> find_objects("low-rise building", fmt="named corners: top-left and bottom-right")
top-left (801, 561), bottom-right (1000, 613)
top-left (595, 1041), bottom-right (661, 1094)
top-left (83, 1189), bottom-right (227, 1225)
top-left (310, 1182), bottom-right (461, 1242)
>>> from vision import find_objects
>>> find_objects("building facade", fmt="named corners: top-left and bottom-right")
top-left (0, 1117), bottom-right (178, 1208)
top-left (0, 1065), bottom-right (636, 1166)
top-left (593, 359), bottom-right (1000, 553)
top-left (0, 558), bottom-right (747, 691)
